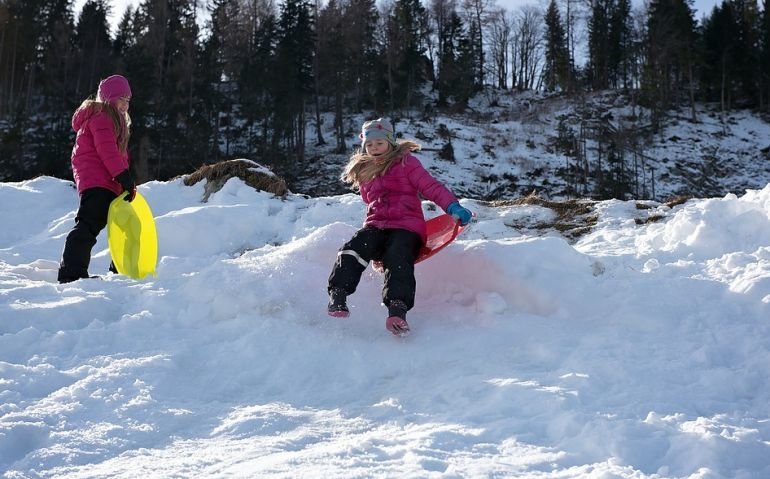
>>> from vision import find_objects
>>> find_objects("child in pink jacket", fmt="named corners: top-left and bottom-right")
top-left (327, 118), bottom-right (472, 335)
top-left (57, 75), bottom-right (136, 283)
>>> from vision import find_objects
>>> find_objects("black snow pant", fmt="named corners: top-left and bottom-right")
top-left (328, 226), bottom-right (422, 311)
top-left (58, 187), bottom-right (118, 283)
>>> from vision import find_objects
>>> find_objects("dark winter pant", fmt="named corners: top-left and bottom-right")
top-left (58, 187), bottom-right (118, 283)
top-left (328, 226), bottom-right (422, 311)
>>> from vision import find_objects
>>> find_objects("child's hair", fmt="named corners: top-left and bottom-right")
top-left (341, 140), bottom-right (421, 189)
top-left (75, 99), bottom-right (131, 152)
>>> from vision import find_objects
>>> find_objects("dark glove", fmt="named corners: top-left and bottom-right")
top-left (446, 201), bottom-right (472, 226)
top-left (115, 169), bottom-right (136, 202)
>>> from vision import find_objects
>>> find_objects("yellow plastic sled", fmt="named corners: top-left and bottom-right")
top-left (107, 191), bottom-right (158, 279)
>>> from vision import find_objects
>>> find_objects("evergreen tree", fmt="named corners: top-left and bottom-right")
top-left (762, 0), bottom-right (770, 110)
top-left (728, 0), bottom-right (762, 106)
top-left (463, 17), bottom-right (483, 93)
top-left (113, 6), bottom-right (137, 61)
top-left (240, 7), bottom-right (278, 157)
top-left (543, 0), bottom-right (569, 91)
top-left (455, 18), bottom-right (479, 100)
top-left (0, 0), bottom-right (78, 179)
top-left (187, 0), bottom-right (237, 165)
top-left (701, 3), bottom-right (738, 108)
top-left (119, 0), bottom-right (201, 180)
top-left (461, 0), bottom-right (490, 87)
top-left (384, 0), bottom-right (430, 111)
top-left (0, 0), bottom-right (45, 117)
top-left (463, 0), bottom-right (494, 89)
top-left (588, 0), bottom-right (633, 89)
top-left (73, 0), bottom-right (114, 100)
top-left (317, 0), bottom-right (347, 151)
top-left (272, 0), bottom-right (315, 167)
top-left (608, 0), bottom-right (632, 89)
top-left (36, 0), bottom-right (77, 113)
top-left (436, 10), bottom-right (467, 105)
top-left (643, 0), bottom-right (698, 126)
top-left (588, 0), bottom-right (613, 90)
top-left (343, 0), bottom-right (379, 111)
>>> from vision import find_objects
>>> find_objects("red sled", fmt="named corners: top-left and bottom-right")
top-left (373, 213), bottom-right (467, 272)
top-left (417, 213), bottom-right (467, 263)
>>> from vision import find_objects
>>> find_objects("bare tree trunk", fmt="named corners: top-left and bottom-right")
top-left (298, 100), bottom-right (306, 162)
top-left (334, 86), bottom-right (345, 152)
top-left (313, 88), bottom-right (324, 145)
top-left (687, 49), bottom-right (696, 122)
top-left (8, 23), bottom-right (19, 116)
top-left (312, 0), bottom-right (325, 146)
top-left (134, 135), bottom-right (151, 183)
top-left (388, 51), bottom-right (394, 112)
top-left (0, 24), bottom-right (5, 116)
top-left (464, 0), bottom-right (490, 86)
top-left (720, 54), bottom-right (728, 134)
top-left (25, 62), bottom-right (34, 113)
top-left (189, 0), bottom-right (198, 117)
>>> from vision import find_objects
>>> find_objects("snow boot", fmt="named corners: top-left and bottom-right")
top-left (327, 288), bottom-right (350, 318)
top-left (385, 299), bottom-right (410, 336)
top-left (386, 316), bottom-right (410, 336)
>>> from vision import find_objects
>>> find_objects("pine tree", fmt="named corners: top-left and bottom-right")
top-left (608, 0), bottom-right (632, 89)
top-left (272, 0), bottom-right (315, 167)
top-left (240, 6), bottom-right (278, 157)
top-left (588, 0), bottom-right (613, 90)
top-left (191, 0), bottom-right (236, 164)
top-left (762, 0), bottom-right (770, 110)
top-left (384, 0), bottom-right (430, 111)
top-left (0, 1), bottom-right (44, 117)
top-left (643, 0), bottom-right (698, 126)
top-left (455, 18), bottom-right (479, 101)
top-left (461, 0), bottom-right (490, 88)
top-left (36, 0), bottom-right (77, 112)
top-left (118, 0), bottom-right (201, 180)
top-left (0, 0), bottom-right (78, 179)
top-left (728, 0), bottom-right (762, 107)
top-left (701, 3), bottom-right (738, 109)
top-left (343, 0), bottom-right (379, 110)
top-left (317, 0), bottom-right (347, 151)
top-left (73, 0), bottom-right (113, 101)
top-left (543, 0), bottom-right (569, 91)
top-left (436, 10), bottom-right (468, 105)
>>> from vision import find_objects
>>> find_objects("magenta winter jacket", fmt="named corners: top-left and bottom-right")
top-left (359, 152), bottom-right (458, 243)
top-left (70, 107), bottom-right (130, 195)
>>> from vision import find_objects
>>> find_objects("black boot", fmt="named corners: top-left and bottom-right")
top-left (327, 288), bottom-right (350, 317)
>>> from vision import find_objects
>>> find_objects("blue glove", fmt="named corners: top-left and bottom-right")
top-left (446, 201), bottom-right (472, 226)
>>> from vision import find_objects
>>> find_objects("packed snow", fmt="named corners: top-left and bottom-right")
top-left (1, 174), bottom-right (769, 478)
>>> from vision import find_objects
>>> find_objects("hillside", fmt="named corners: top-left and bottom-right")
top-left (296, 91), bottom-right (770, 203)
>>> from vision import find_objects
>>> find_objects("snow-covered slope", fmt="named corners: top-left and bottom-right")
top-left (299, 91), bottom-right (770, 203)
top-left (1, 176), bottom-right (769, 477)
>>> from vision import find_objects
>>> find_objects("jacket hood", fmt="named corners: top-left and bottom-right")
top-left (71, 106), bottom-right (94, 132)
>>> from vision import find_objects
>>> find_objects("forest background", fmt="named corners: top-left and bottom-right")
top-left (0, 0), bottom-right (768, 200)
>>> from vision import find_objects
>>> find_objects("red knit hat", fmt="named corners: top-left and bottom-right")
top-left (97, 75), bottom-right (132, 102)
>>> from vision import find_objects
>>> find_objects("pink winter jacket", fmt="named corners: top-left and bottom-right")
top-left (358, 152), bottom-right (458, 243)
top-left (70, 107), bottom-right (130, 195)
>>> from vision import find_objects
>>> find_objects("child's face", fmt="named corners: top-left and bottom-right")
top-left (364, 139), bottom-right (390, 156)
top-left (115, 96), bottom-right (131, 114)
